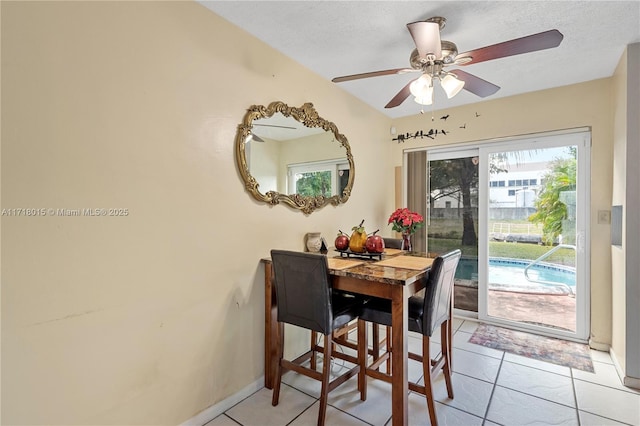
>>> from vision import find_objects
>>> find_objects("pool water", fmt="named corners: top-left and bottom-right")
top-left (455, 257), bottom-right (576, 294)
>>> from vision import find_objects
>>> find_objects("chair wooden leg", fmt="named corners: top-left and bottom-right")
top-left (272, 322), bottom-right (285, 406)
top-left (311, 330), bottom-right (317, 370)
top-left (371, 324), bottom-right (380, 364)
top-left (318, 333), bottom-right (332, 426)
top-left (369, 324), bottom-right (392, 373)
top-left (422, 336), bottom-right (438, 426)
top-left (441, 322), bottom-right (454, 399)
top-left (357, 319), bottom-right (367, 401)
top-left (385, 325), bottom-right (392, 372)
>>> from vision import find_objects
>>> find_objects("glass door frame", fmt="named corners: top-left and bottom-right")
top-left (478, 130), bottom-right (591, 342)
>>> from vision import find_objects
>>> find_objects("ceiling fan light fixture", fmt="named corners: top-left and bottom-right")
top-left (410, 73), bottom-right (433, 105)
top-left (440, 73), bottom-right (465, 99)
top-left (245, 133), bottom-right (265, 144)
top-left (413, 91), bottom-right (433, 105)
top-left (409, 73), bottom-right (432, 97)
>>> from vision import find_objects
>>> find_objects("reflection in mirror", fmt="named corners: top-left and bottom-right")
top-left (236, 102), bottom-right (354, 214)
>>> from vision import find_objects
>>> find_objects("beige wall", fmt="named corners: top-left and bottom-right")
top-left (390, 79), bottom-right (615, 347)
top-left (248, 139), bottom-right (280, 193)
top-left (1, 2), bottom-right (394, 424)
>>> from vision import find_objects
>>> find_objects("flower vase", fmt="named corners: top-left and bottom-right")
top-left (401, 232), bottom-right (412, 251)
top-left (306, 232), bottom-right (322, 253)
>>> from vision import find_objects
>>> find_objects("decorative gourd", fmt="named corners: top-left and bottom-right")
top-left (349, 219), bottom-right (367, 253)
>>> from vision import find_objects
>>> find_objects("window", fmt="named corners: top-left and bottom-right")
top-left (498, 181), bottom-right (505, 187)
top-left (508, 180), bottom-right (516, 186)
top-left (529, 179), bottom-right (537, 185)
top-left (445, 201), bottom-right (452, 208)
top-left (287, 158), bottom-right (349, 197)
top-left (508, 189), bottom-right (516, 196)
top-left (516, 179), bottom-right (522, 186)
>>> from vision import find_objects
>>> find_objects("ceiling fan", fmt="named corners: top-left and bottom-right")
top-left (249, 123), bottom-right (297, 142)
top-left (332, 17), bottom-right (563, 109)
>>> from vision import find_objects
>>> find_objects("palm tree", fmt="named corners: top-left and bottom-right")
top-left (528, 154), bottom-right (577, 245)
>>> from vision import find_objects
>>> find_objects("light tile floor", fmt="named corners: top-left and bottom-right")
top-left (206, 320), bottom-right (640, 426)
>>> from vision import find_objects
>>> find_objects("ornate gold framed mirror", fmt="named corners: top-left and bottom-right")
top-left (235, 101), bottom-right (355, 214)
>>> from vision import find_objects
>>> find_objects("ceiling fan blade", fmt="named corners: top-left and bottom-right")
top-left (450, 69), bottom-right (500, 97)
top-left (456, 29), bottom-right (563, 66)
top-left (254, 124), bottom-right (296, 130)
top-left (385, 79), bottom-right (416, 108)
top-left (406, 21), bottom-right (442, 59)
top-left (332, 68), bottom-right (417, 83)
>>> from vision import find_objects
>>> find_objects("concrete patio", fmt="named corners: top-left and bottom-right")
top-left (454, 285), bottom-right (576, 332)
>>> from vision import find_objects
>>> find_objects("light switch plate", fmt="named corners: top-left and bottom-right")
top-left (598, 210), bottom-right (611, 224)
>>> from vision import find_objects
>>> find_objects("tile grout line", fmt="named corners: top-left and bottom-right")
top-left (220, 413), bottom-right (243, 426)
top-left (281, 383), bottom-right (320, 426)
top-left (480, 350), bottom-right (506, 425)
top-left (573, 376), bottom-right (640, 395)
top-left (571, 367), bottom-right (582, 426)
top-left (328, 402), bottom-right (376, 426)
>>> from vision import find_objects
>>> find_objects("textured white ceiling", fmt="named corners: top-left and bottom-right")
top-left (199, 1), bottom-right (640, 119)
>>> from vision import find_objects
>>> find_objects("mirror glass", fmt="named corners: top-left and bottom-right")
top-left (235, 102), bottom-right (354, 214)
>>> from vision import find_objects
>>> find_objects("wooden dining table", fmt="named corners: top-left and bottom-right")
top-left (261, 249), bottom-right (450, 426)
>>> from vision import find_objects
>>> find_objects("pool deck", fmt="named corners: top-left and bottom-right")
top-left (454, 286), bottom-right (576, 332)
top-left (487, 289), bottom-right (576, 332)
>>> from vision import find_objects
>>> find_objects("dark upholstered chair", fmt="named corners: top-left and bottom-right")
top-left (270, 250), bottom-right (366, 426)
top-left (357, 249), bottom-right (462, 426)
top-left (383, 237), bottom-right (403, 249)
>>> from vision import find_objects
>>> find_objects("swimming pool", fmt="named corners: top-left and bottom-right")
top-left (455, 257), bottom-right (576, 295)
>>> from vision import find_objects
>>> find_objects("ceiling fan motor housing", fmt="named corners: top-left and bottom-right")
top-left (409, 40), bottom-right (458, 69)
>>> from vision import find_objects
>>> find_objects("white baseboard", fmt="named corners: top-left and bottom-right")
top-left (623, 375), bottom-right (640, 389)
top-left (453, 309), bottom-right (478, 320)
top-left (609, 348), bottom-right (640, 390)
top-left (180, 377), bottom-right (264, 426)
top-left (588, 338), bottom-right (610, 352)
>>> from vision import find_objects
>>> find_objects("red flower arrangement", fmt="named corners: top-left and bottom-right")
top-left (388, 208), bottom-right (425, 235)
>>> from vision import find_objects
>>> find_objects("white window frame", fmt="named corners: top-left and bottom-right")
top-left (287, 158), bottom-right (349, 195)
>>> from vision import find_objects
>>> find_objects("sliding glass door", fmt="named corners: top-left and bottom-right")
top-left (478, 131), bottom-right (590, 341)
top-left (417, 130), bottom-right (590, 341)
top-left (426, 149), bottom-right (479, 313)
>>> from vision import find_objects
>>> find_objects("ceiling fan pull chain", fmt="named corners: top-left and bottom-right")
top-left (431, 88), bottom-right (436, 121)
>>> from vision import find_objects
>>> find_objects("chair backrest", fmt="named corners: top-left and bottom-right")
top-left (270, 250), bottom-right (333, 334)
top-left (422, 249), bottom-right (462, 336)
top-left (383, 238), bottom-right (403, 249)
